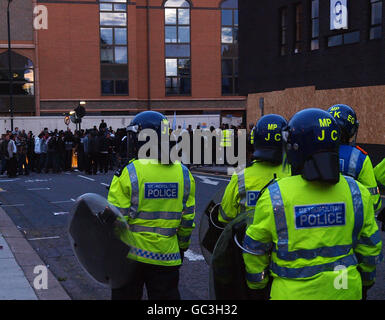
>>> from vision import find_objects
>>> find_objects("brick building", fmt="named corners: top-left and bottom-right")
top-left (0, 0), bottom-right (246, 124)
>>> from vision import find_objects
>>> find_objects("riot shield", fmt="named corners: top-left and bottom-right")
top-left (209, 210), bottom-right (254, 300)
top-left (199, 183), bottom-right (227, 265)
top-left (68, 193), bottom-right (136, 289)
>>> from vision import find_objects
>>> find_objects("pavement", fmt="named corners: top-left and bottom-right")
top-left (0, 206), bottom-right (70, 300)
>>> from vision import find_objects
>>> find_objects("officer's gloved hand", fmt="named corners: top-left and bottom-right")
top-left (180, 249), bottom-right (187, 262)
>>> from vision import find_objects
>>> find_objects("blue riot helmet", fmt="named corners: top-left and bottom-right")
top-left (126, 111), bottom-right (170, 161)
top-left (253, 114), bottom-right (287, 164)
top-left (327, 104), bottom-right (359, 144)
top-left (282, 108), bottom-right (341, 183)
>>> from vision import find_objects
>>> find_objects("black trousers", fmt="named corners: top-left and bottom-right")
top-left (111, 262), bottom-right (180, 300)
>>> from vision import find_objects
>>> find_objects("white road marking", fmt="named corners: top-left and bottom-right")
top-left (25, 179), bottom-right (50, 183)
top-left (0, 204), bottom-right (24, 207)
top-left (71, 198), bottom-right (76, 202)
top-left (194, 175), bottom-right (220, 186)
top-left (184, 249), bottom-right (205, 261)
top-left (27, 187), bottom-right (51, 191)
top-left (28, 236), bottom-right (60, 241)
top-left (78, 175), bottom-right (95, 182)
top-left (53, 212), bottom-right (69, 216)
top-left (0, 179), bottom-right (20, 182)
top-left (101, 183), bottom-right (110, 187)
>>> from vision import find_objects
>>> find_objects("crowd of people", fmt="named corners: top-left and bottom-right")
top-left (0, 120), bottom-right (249, 178)
top-left (0, 120), bottom-right (128, 178)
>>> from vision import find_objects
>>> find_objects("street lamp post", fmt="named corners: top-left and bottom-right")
top-left (7, 0), bottom-right (14, 132)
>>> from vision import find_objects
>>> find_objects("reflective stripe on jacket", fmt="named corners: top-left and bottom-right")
top-left (339, 145), bottom-right (382, 212)
top-left (243, 174), bottom-right (382, 300)
top-left (107, 159), bottom-right (195, 266)
top-left (219, 161), bottom-right (290, 224)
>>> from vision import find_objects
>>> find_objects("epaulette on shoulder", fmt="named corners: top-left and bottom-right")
top-left (114, 160), bottom-right (132, 177)
top-left (355, 145), bottom-right (368, 155)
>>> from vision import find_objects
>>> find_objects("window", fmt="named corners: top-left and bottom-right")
top-left (311, 0), bottom-right (319, 50)
top-left (0, 52), bottom-right (35, 96)
top-left (99, 0), bottom-right (128, 95)
top-left (164, 0), bottom-right (191, 95)
top-left (370, 0), bottom-right (382, 39)
top-left (280, 7), bottom-right (288, 56)
top-left (221, 0), bottom-right (238, 95)
top-left (294, 3), bottom-right (303, 53)
top-left (328, 31), bottom-right (360, 47)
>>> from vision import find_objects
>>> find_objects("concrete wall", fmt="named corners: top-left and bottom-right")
top-left (0, 114), bottom-right (220, 134)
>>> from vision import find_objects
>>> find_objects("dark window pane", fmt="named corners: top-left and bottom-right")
top-left (101, 80), bottom-right (114, 94)
top-left (100, 65), bottom-right (128, 78)
top-left (100, 28), bottom-right (113, 45)
top-left (234, 10), bottom-right (238, 26)
top-left (178, 59), bottom-right (190, 76)
top-left (221, 78), bottom-right (232, 94)
top-left (221, 44), bottom-right (238, 57)
top-left (115, 47), bottom-right (127, 63)
top-left (370, 25), bottom-right (382, 39)
top-left (100, 12), bottom-right (126, 26)
top-left (101, 48), bottom-right (114, 63)
top-left (221, 0), bottom-right (238, 9)
top-left (115, 80), bottom-right (128, 94)
top-left (178, 26), bottom-right (190, 43)
top-left (180, 77), bottom-right (191, 94)
top-left (114, 4), bottom-right (126, 11)
top-left (178, 9), bottom-right (190, 24)
top-left (115, 28), bottom-right (127, 45)
top-left (222, 59), bottom-right (233, 76)
top-left (234, 59), bottom-right (238, 76)
top-left (343, 31), bottom-right (360, 44)
top-left (222, 10), bottom-right (232, 26)
top-left (312, 19), bottom-right (319, 38)
top-left (328, 34), bottom-right (343, 47)
top-left (311, 0), bottom-right (319, 18)
top-left (311, 39), bottom-right (319, 50)
top-left (165, 8), bottom-right (177, 24)
top-left (165, 26), bottom-right (177, 43)
top-left (166, 77), bottom-right (179, 95)
top-left (100, 3), bottom-right (112, 11)
top-left (234, 77), bottom-right (238, 94)
top-left (233, 27), bottom-right (238, 43)
top-left (0, 82), bottom-right (34, 95)
top-left (371, 2), bottom-right (382, 25)
top-left (165, 44), bottom-right (190, 57)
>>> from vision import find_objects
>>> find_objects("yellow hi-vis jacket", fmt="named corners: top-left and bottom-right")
top-left (339, 145), bottom-right (381, 212)
top-left (108, 159), bottom-right (196, 266)
top-left (218, 161), bottom-right (290, 224)
top-left (374, 158), bottom-right (385, 186)
top-left (243, 174), bottom-right (383, 300)
top-left (220, 129), bottom-right (232, 147)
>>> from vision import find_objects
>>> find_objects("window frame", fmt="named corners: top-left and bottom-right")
top-left (221, 0), bottom-right (239, 96)
top-left (99, 0), bottom-right (129, 96)
top-left (164, 0), bottom-right (191, 96)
